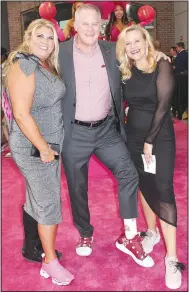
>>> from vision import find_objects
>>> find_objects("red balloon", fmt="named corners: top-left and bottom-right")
top-left (50, 18), bottom-right (58, 27)
top-left (39, 2), bottom-right (57, 20)
top-left (139, 19), bottom-right (154, 27)
top-left (137, 5), bottom-right (155, 23)
top-left (56, 26), bottom-right (65, 42)
top-left (50, 18), bottom-right (65, 42)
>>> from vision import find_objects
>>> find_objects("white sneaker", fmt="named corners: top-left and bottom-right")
top-left (165, 256), bottom-right (185, 290)
top-left (142, 227), bottom-right (160, 254)
top-left (76, 236), bottom-right (93, 256)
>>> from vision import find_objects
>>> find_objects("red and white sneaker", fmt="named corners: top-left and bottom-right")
top-left (115, 233), bottom-right (154, 268)
top-left (76, 236), bottom-right (93, 256)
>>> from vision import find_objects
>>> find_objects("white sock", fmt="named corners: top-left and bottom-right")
top-left (148, 228), bottom-right (157, 235)
top-left (166, 255), bottom-right (177, 261)
top-left (124, 218), bottom-right (138, 239)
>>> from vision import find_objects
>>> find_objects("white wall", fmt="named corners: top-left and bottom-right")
top-left (174, 1), bottom-right (188, 49)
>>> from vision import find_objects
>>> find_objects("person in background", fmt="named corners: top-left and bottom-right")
top-left (153, 40), bottom-right (161, 51)
top-left (105, 3), bottom-right (128, 42)
top-left (170, 46), bottom-right (177, 70)
top-left (175, 42), bottom-right (188, 120)
top-left (63, 1), bottom-right (84, 40)
top-left (175, 42), bottom-right (188, 73)
top-left (2, 19), bottom-right (74, 286)
top-left (169, 47), bottom-right (177, 118)
top-left (116, 24), bottom-right (185, 290)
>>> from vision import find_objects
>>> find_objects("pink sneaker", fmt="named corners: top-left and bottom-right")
top-left (40, 258), bottom-right (74, 286)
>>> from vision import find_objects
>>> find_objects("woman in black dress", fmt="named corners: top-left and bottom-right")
top-left (116, 25), bottom-right (184, 290)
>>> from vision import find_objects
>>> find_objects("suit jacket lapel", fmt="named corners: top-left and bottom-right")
top-left (98, 41), bottom-right (115, 96)
top-left (63, 39), bottom-right (76, 99)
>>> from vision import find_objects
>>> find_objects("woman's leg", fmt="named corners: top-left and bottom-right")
top-left (38, 223), bottom-right (74, 285)
top-left (159, 219), bottom-right (177, 257)
top-left (160, 220), bottom-right (183, 290)
top-left (140, 193), bottom-right (160, 254)
top-left (140, 192), bottom-right (156, 232)
top-left (38, 224), bottom-right (58, 263)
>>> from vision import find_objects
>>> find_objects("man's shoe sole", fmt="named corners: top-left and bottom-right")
top-left (115, 241), bottom-right (154, 268)
top-left (76, 247), bottom-right (92, 256)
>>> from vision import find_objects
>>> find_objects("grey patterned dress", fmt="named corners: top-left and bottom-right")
top-left (9, 53), bottom-right (65, 225)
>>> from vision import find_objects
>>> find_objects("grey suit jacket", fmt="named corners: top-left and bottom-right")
top-left (59, 39), bottom-right (126, 150)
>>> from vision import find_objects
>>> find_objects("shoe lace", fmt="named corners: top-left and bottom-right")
top-left (79, 237), bottom-right (92, 247)
top-left (122, 234), bottom-right (147, 259)
top-left (142, 230), bottom-right (156, 243)
top-left (169, 261), bottom-right (185, 273)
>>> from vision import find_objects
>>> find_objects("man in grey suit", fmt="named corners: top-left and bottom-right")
top-left (59, 4), bottom-right (154, 268)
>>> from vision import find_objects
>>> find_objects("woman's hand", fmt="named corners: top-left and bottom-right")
top-left (143, 142), bottom-right (153, 164)
top-left (40, 146), bottom-right (59, 163)
top-left (155, 51), bottom-right (171, 63)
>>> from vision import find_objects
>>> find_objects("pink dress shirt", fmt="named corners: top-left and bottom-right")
top-left (73, 37), bottom-right (112, 122)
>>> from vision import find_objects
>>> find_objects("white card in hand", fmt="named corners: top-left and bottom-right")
top-left (141, 154), bottom-right (156, 174)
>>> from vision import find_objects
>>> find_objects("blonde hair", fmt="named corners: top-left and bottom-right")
top-left (72, 2), bottom-right (84, 19)
top-left (116, 25), bottom-right (157, 81)
top-left (2, 18), bottom-right (60, 87)
top-left (65, 2), bottom-right (84, 32)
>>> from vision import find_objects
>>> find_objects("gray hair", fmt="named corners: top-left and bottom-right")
top-left (75, 3), bottom-right (101, 22)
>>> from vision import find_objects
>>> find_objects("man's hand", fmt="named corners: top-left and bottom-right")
top-left (155, 51), bottom-right (171, 63)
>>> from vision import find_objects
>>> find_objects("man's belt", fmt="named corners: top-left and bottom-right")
top-left (74, 116), bottom-right (108, 128)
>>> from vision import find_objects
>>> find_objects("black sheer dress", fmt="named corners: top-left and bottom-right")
top-left (123, 59), bottom-right (177, 227)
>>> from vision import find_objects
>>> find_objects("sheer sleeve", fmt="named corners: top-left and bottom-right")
top-left (144, 59), bottom-right (175, 144)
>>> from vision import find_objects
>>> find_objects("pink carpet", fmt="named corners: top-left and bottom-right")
top-left (2, 119), bottom-right (188, 291)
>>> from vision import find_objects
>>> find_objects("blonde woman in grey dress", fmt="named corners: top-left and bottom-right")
top-left (3, 19), bottom-right (74, 286)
